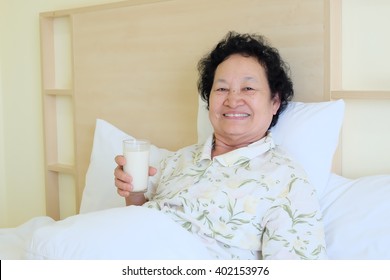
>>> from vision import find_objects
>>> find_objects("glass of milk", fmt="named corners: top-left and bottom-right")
top-left (123, 139), bottom-right (150, 193)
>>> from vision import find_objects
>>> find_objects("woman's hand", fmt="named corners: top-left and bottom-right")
top-left (114, 155), bottom-right (157, 205)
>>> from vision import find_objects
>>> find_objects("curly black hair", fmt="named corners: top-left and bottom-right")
top-left (197, 31), bottom-right (294, 128)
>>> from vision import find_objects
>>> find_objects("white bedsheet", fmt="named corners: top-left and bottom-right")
top-left (1, 206), bottom-right (211, 260)
top-left (0, 216), bottom-right (55, 259)
top-left (320, 174), bottom-right (390, 259)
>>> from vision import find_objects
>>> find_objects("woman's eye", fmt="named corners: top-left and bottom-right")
top-left (216, 88), bottom-right (228, 92)
top-left (242, 87), bottom-right (256, 94)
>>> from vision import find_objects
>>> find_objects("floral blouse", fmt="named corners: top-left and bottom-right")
top-left (144, 133), bottom-right (327, 260)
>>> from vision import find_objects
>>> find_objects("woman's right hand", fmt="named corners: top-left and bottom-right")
top-left (114, 155), bottom-right (157, 205)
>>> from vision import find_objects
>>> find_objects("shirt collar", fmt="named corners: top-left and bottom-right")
top-left (196, 132), bottom-right (275, 167)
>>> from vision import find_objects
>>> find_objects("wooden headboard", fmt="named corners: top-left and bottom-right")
top-left (40, 0), bottom-right (328, 220)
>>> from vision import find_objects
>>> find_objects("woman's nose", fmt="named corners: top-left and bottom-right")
top-left (223, 89), bottom-right (244, 107)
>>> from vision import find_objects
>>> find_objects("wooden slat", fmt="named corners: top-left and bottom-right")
top-left (47, 163), bottom-right (76, 174)
top-left (40, 0), bottom-right (172, 17)
top-left (332, 90), bottom-right (390, 100)
top-left (44, 89), bottom-right (73, 96)
top-left (328, 0), bottom-right (343, 92)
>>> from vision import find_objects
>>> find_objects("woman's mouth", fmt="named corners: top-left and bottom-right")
top-left (223, 113), bottom-right (250, 117)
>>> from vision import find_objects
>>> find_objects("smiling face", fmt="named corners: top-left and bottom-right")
top-left (209, 54), bottom-right (280, 147)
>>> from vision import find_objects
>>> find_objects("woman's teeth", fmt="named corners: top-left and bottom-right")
top-left (223, 113), bottom-right (249, 117)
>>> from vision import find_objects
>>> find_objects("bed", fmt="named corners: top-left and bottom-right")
top-left (1, 0), bottom-right (390, 260)
top-left (2, 100), bottom-right (390, 260)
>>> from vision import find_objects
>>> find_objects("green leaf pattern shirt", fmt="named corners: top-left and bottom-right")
top-left (144, 133), bottom-right (327, 259)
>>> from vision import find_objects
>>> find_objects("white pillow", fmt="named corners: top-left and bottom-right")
top-left (26, 206), bottom-right (211, 259)
top-left (198, 98), bottom-right (345, 197)
top-left (79, 119), bottom-right (171, 214)
top-left (321, 174), bottom-right (390, 259)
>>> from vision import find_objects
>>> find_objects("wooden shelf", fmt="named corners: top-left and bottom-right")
top-left (331, 90), bottom-right (390, 100)
top-left (47, 163), bottom-right (76, 175)
top-left (329, 0), bottom-right (390, 101)
top-left (44, 89), bottom-right (73, 96)
top-left (41, 14), bottom-right (76, 220)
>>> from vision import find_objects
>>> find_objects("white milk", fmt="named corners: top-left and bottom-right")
top-left (123, 149), bottom-right (150, 192)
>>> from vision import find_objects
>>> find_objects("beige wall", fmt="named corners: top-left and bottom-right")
top-left (340, 0), bottom-right (390, 178)
top-left (342, 100), bottom-right (390, 178)
top-left (0, 0), bottom-right (5, 224)
top-left (0, 56), bottom-right (6, 227)
top-left (0, 0), bottom-right (126, 228)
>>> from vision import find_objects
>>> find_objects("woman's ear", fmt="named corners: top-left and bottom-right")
top-left (272, 94), bottom-right (281, 115)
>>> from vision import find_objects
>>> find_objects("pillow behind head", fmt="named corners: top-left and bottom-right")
top-left (271, 100), bottom-right (345, 197)
top-left (197, 98), bottom-right (345, 197)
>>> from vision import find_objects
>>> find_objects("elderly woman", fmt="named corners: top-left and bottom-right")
top-left (114, 31), bottom-right (327, 260)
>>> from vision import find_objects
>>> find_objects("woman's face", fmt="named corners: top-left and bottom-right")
top-left (209, 54), bottom-right (280, 145)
